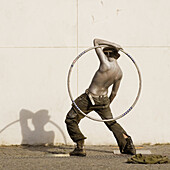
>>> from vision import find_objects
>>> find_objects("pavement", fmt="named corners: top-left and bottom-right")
top-left (0, 144), bottom-right (170, 170)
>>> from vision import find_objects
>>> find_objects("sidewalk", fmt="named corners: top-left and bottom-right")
top-left (0, 144), bottom-right (170, 170)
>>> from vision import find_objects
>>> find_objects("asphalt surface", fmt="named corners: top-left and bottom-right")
top-left (0, 144), bottom-right (170, 170)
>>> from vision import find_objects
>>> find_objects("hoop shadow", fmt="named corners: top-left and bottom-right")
top-left (0, 109), bottom-right (67, 145)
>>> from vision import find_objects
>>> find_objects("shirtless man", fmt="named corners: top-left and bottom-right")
top-left (65, 38), bottom-right (136, 156)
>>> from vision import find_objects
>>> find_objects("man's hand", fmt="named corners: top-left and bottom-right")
top-left (111, 43), bottom-right (123, 51)
top-left (115, 44), bottom-right (123, 51)
top-left (109, 91), bottom-right (117, 104)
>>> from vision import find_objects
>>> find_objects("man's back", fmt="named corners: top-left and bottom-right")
top-left (88, 59), bottom-right (122, 96)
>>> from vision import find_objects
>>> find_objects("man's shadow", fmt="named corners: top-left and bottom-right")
top-left (20, 109), bottom-right (55, 145)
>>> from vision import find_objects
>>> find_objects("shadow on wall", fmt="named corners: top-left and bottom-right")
top-left (20, 109), bottom-right (55, 145)
top-left (0, 109), bottom-right (67, 145)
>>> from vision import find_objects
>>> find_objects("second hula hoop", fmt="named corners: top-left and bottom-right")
top-left (67, 45), bottom-right (142, 122)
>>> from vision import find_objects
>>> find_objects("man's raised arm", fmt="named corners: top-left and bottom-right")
top-left (93, 38), bottom-right (123, 63)
top-left (94, 38), bottom-right (122, 50)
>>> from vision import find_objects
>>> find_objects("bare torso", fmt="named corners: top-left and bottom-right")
top-left (88, 59), bottom-right (122, 96)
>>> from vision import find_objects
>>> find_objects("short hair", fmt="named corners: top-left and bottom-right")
top-left (103, 47), bottom-right (119, 55)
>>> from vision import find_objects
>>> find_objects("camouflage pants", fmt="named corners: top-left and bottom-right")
top-left (65, 93), bottom-right (129, 152)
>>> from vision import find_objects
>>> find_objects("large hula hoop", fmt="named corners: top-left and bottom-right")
top-left (67, 45), bottom-right (142, 122)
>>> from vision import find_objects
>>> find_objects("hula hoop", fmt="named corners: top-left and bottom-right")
top-left (67, 45), bottom-right (142, 122)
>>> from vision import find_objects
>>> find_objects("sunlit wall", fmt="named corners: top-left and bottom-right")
top-left (0, 0), bottom-right (169, 145)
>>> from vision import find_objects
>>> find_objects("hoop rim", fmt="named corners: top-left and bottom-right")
top-left (67, 45), bottom-right (142, 122)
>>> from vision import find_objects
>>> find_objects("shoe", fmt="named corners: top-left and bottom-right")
top-left (122, 137), bottom-right (136, 155)
top-left (69, 148), bottom-right (86, 156)
top-left (69, 139), bottom-right (86, 156)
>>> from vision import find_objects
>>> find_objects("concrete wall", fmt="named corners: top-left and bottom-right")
top-left (0, 0), bottom-right (170, 145)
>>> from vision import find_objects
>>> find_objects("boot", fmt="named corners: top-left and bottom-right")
top-left (122, 137), bottom-right (136, 155)
top-left (70, 140), bottom-right (86, 156)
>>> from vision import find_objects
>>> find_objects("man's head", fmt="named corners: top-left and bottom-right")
top-left (103, 47), bottom-right (120, 60)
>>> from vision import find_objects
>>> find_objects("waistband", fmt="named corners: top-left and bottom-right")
top-left (85, 89), bottom-right (109, 107)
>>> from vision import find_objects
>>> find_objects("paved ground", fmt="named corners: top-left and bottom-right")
top-left (0, 144), bottom-right (170, 170)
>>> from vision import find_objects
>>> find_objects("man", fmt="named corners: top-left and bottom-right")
top-left (65, 38), bottom-right (136, 156)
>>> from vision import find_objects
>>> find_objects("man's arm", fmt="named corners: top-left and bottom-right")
top-left (93, 38), bottom-right (122, 63)
top-left (109, 78), bottom-right (122, 103)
